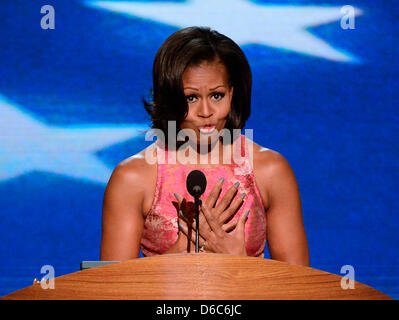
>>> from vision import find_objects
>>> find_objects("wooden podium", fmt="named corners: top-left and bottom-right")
top-left (1, 253), bottom-right (392, 300)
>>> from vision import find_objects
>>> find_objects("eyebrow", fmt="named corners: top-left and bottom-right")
top-left (184, 85), bottom-right (225, 91)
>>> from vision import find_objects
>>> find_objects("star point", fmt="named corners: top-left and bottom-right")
top-left (0, 95), bottom-right (148, 184)
top-left (85, 0), bottom-right (363, 62)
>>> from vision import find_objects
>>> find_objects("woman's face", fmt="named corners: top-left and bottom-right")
top-left (180, 59), bottom-right (233, 144)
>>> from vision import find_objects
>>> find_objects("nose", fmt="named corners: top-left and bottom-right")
top-left (197, 99), bottom-right (213, 119)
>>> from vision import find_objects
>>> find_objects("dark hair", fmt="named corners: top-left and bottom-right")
top-left (144, 26), bottom-right (252, 143)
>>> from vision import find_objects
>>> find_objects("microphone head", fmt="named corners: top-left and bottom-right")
top-left (186, 170), bottom-right (207, 198)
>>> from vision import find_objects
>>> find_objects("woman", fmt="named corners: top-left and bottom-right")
top-left (100, 27), bottom-right (309, 266)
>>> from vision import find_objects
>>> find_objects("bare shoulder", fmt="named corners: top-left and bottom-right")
top-left (110, 144), bottom-right (154, 182)
top-left (251, 140), bottom-right (292, 176)
top-left (107, 143), bottom-right (157, 216)
top-left (248, 139), bottom-right (297, 208)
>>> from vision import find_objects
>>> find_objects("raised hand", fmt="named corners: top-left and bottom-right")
top-left (199, 201), bottom-right (249, 256)
top-left (174, 178), bottom-right (249, 255)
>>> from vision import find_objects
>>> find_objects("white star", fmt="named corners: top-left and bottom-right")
top-left (0, 95), bottom-right (148, 184)
top-left (85, 0), bottom-right (363, 62)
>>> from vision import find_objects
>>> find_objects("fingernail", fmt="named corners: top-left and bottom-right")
top-left (179, 210), bottom-right (184, 217)
top-left (245, 209), bottom-right (250, 217)
top-left (234, 181), bottom-right (240, 188)
top-left (219, 177), bottom-right (224, 183)
top-left (174, 193), bottom-right (179, 200)
top-left (178, 222), bottom-right (185, 229)
top-left (241, 192), bottom-right (246, 199)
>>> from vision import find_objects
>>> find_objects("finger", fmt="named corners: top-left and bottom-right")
top-left (179, 209), bottom-right (207, 237)
top-left (193, 211), bottom-right (213, 240)
top-left (221, 218), bottom-right (238, 232)
top-left (236, 209), bottom-right (250, 234)
top-left (178, 199), bottom-right (212, 247)
top-left (174, 192), bottom-right (183, 206)
top-left (178, 219), bottom-right (197, 245)
top-left (201, 202), bottom-right (224, 238)
top-left (215, 181), bottom-right (240, 214)
top-left (221, 209), bottom-right (249, 232)
top-left (174, 192), bottom-right (184, 216)
top-left (178, 220), bottom-right (207, 250)
top-left (174, 192), bottom-right (189, 210)
top-left (178, 214), bottom-right (206, 243)
top-left (175, 193), bottom-right (190, 221)
top-left (219, 192), bottom-right (246, 224)
top-left (205, 177), bottom-right (224, 208)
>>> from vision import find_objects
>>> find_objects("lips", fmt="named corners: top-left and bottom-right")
top-left (198, 125), bottom-right (216, 134)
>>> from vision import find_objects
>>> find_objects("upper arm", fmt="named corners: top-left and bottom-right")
top-left (257, 150), bottom-right (309, 266)
top-left (100, 159), bottom-right (146, 261)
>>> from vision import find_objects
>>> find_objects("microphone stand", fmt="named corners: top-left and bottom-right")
top-left (194, 197), bottom-right (202, 253)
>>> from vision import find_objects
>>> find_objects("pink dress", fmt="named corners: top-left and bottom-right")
top-left (140, 134), bottom-right (267, 257)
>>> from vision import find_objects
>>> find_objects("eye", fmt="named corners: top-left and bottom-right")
top-left (186, 94), bottom-right (197, 103)
top-left (211, 92), bottom-right (225, 101)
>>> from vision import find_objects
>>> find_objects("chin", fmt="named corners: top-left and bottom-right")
top-left (197, 132), bottom-right (222, 146)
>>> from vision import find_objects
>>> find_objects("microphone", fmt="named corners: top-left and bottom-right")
top-left (186, 170), bottom-right (207, 252)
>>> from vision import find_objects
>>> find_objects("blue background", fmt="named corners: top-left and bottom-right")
top-left (0, 0), bottom-right (397, 298)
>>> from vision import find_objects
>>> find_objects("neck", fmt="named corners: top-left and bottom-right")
top-left (175, 137), bottom-right (234, 167)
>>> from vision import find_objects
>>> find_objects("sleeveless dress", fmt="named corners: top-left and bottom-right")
top-left (140, 134), bottom-right (267, 257)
